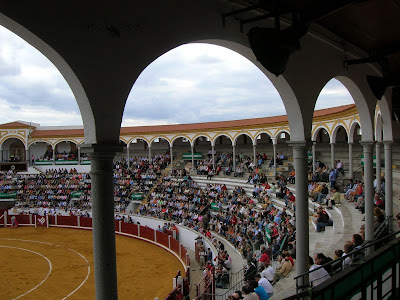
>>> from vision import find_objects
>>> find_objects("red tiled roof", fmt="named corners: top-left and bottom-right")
top-left (30, 129), bottom-right (84, 138)
top-left (120, 104), bottom-right (357, 134)
top-left (0, 121), bottom-right (35, 129)
top-left (23, 104), bottom-right (358, 137)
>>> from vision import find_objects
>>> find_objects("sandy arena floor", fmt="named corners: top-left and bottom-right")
top-left (0, 227), bottom-right (185, 300)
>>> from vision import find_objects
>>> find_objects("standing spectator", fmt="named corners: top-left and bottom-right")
top-left (329, 169), bottom-right (337, 189)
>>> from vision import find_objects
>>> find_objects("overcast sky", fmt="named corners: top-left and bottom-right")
top-left (0, 25), bottom-right (354, 127)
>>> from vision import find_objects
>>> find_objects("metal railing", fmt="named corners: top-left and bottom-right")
top-left (284, 230), bottom-right (400, 299)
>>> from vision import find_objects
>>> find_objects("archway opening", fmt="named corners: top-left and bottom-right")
top-left (2, 138), bottom-right (25, 162)
top-left (123, 43), bottom-right (286, 127)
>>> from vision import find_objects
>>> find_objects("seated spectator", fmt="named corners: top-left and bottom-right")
top-left (315, 210), bottom-right (332, 232)
top-left (248, 280), bottom-right (269, 300)
top-left (241, 284), bottom-right (259, 300)
top-left (287, 169), bottom-right (295, 184)
top-left (272, 254), bottom-right (293, 284)
top-left (254, 274), bottom-right (273, 298)
top-left (308, 256), bottom-right (331, 287)
top-left (342, 242), bottom-right (355, 268)
top-left (260, 261), bottom-right (274, 284)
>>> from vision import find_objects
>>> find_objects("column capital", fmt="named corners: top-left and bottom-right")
top-left (330, 142), bottom-right (335, 145)
top-left (383, 140), bottom-right (394, 146)
top-left (359, 141), bottom-right (375, 147)
top-left (347, 142), bottom-right (353, 145)
top-left (287, 140), bottom-right (310, 149)
top-left (80, 143), bottom-right (123, 158)
top-left (375, 141), bottom-right (382, 145)
top-left (312, 141), bottom-right (317, 145)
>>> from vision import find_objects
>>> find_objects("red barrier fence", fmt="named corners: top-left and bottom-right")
top-left (80, 217), bottom-right (92, 228)
top-left (157, 230), bottom-right (169, 248)
top-left (140, 225), bottom-right (155, 241)
top-left (1, 212), bottom-right (190, 300)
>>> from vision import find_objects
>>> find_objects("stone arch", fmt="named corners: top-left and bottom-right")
top-left (312, 125), bottom-right (331, 142)
top-left (127, 137), bottom-right (150, 146)
top-left (134, 39), bottom-right (303, 142)
top-left (0, 136), bottom-right (27, 149)
top-left (28, 140), bottom-right (53, 148)
top-left (254, 132), bottom-right (273, 146)
top-left (274, 129), bottom-right (291, 142)
top-left (171, 135), bottom-right (191, 146)
top-left (0, 14), bottom-right (96, 143)
top-left (212, 133), bottom-right (233, 147)
top-left (149, 137), bottom-right (170, 147)
top-left (334, 75), bottom-right (375, 142)
top-left (233, 132), bottom-right (254, 146)
top-left (377, 96), bottom-right (394, 141)
top-left (1, 137), bottom-right (27, 161)
top-left (54, 139), bottom-right (78, 148)
top-left (192, 134), bottom-right (212, 147)
top-left (349, 121), bottom-right (362, 144)
top-left (119, 138), bottom-right (128, 145)
top-left (331, 124), bottom-right (349, 144)
top-left (374, 110), bottom-right (383, 142)
top-left (200, 40), bottom-right (304, 141)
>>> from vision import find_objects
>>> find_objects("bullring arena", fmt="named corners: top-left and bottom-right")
top-left (0, 226), bottom-right (185, 300)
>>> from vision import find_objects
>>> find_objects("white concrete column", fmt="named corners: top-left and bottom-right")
top-left (330, 143), bottom-right (335, 169)
top-left (348, 142), bottom-right (353, 179)
top-left (273, 141), bottom-right (277, 177)
top-left (384, 141), bottom-right (393, 232)
top-left (78, 147), bottom-right (81, 165)
top-left (289, 141), bottom-right (309, 290)
top-left (232, 144), bottom-right (236, 172)
top-left (361, 141), bottom-right (375, 245)
top-left (126, 144), bottom-right (130, 168)
top-left (211, 145), bottom-right (215, 170)
top-left (53, 147), bottom-right (56, 165)
top-left (148, 145), bottom-right (151, 162)
top-left (253, 144), bottom-right (256, 166)
top-left (375, 142), bottom-right (382, 193)
top-left (81, 143), bottom-right (121, 300)
top-left (191, 145), bottom-right (194, 171)
top-left (170, 146), bottom-right (173, 170)
top-left (312, 141), bottom-right (316, 174)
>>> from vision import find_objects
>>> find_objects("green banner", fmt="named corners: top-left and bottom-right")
top-left (71, 191), bottom-right (83, 198)
top-left (360, 155), bottom-right (376, 167)
top-left (0, 193), bottom-right (17, 199)
top-left (265, 226), bottom-right (272, 244)
top-left (182, 153), bottom-right (203, 160)
top-left (211, 203), bottom-right (219, 210)
top-left (131, 193), bottom-right (143, 200)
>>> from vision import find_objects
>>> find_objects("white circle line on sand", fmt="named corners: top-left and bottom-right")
top-left (1, 238), bottom-right (91, 299)
top-left (0, 245), bottom-right (52, 300)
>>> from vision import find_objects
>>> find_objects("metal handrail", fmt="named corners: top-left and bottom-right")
top-left (293, 230), bottom-right (400, 293)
